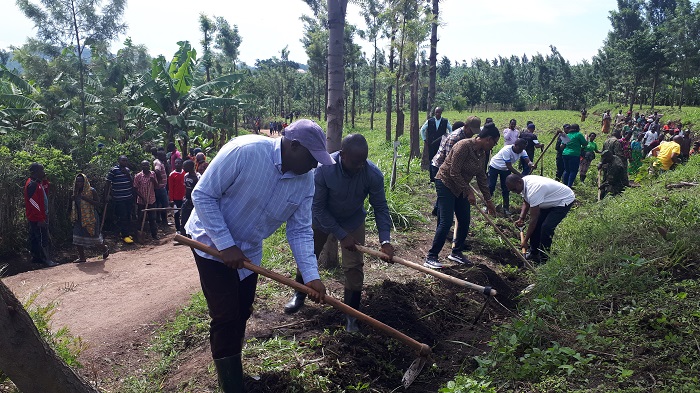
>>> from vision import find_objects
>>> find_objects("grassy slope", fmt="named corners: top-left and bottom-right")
top-left (454, 149), bottom-right (700, 390)
top-left (117, 108), bottom-right (700, 392)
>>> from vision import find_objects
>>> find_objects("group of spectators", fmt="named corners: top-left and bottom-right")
top-left (23, 142), bottom-right (211, 267)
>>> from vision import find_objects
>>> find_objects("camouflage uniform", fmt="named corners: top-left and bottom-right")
top-left (600, 155), bottom-right (626, 199)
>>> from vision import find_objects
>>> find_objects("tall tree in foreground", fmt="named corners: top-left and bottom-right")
top-left (16, 0), bottom-right (126, 139)
top-left (426, 0), bottom-right (440, 118)
top-left (326, 0), bottom-right (348, 152)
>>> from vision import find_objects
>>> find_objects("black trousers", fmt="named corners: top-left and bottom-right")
top-left (529, 203), bottom-right (572, 256)
top-left (172, 200), bottom-right (183, 231)
top-left (28, 221), bottom-right (50, 263)
top-left (194, 253), bottom-right (258, 359)
top-left (137, 203), bottom-right (157, 237)
top-left (113, 199), bottom-right (132, 237)
top-left (181, 200), bottom-right (194, 232)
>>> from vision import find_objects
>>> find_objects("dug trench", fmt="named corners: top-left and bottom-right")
top-left (162, 237), bottom-right (527, 392)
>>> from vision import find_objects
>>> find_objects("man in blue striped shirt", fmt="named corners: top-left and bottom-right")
top-left (105, 155), bottom-right (134, 244)
top-left (283, 134), bottom-right (394, 333)
top-left (185, 119), bottom-right (333, 393)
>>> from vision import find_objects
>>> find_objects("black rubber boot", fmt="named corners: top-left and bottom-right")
top-left (283, 272), bottom-right (306, 314)
top-left (214, 354), bottom-right (245, 393)
top-left (344, 288), bottom-right (362, 332)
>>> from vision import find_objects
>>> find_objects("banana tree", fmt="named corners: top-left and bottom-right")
top-left (131, 41), bottom-right (249, 145)
top-left (0, 66), bottom-right (45, 135)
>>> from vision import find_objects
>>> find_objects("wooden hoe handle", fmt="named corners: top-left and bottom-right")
top-left (174, 234), bottom-right (431, 357)
top-left (355, 245), bottom-right (497, 297)
top-left (468, 185), bottom-right (533, 270)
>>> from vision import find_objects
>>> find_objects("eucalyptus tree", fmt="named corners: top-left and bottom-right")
top-left (301, 13), bottom-right (329, 119)
top-left (199, 14), bottom-right (217, 82)
top-left (214, 16), bottom-right (242, 73)
top-left (326, 0), bottom-right (349, 152)
top-left (358, 0), bottom-right (384, 130)
top-left (667, 0), bottom-right (700, 108)
top-left (16, 0), bottom-right (127, 139)
top-left (426, 0), bottom-right (441, 118)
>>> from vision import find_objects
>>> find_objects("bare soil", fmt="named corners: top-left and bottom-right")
top-left (3, 218), bottom-right (528, 392)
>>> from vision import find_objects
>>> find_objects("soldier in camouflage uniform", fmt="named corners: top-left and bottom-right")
top-left (598, 150), bottom-right (626, 200)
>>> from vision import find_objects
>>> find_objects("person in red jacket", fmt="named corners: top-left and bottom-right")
top-left (168, 158), bottom-right (186, 234)
top-left (24, 163), bottom-right (57, 267)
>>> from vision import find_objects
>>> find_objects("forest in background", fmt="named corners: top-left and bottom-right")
top-left (1, 0), bottom-right (700, 255)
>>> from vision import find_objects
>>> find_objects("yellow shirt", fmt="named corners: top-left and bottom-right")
top-left (655, 141), bottom-right (681, 170)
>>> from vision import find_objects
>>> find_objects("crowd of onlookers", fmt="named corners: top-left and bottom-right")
top-left (23, 142), bottom-right (210, 267)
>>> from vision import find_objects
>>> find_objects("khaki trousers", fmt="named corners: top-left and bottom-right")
top-left (313, 224), bottom-right (366, 292)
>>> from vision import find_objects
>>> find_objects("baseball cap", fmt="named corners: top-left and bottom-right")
top-left (283, 119), bottom-right (336, 165)
top-left (527, 123), bottom-right (536, 130)
top-left (563, 124), bottom-right (571, 129)
top-left (465, 116), bottom-right (481, 133)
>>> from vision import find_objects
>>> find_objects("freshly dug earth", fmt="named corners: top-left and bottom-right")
top-left (2, 225), bottom-right (527, 392)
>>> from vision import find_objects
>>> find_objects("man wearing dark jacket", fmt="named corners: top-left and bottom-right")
top-left (284, 134), bottom-right (395, 332)
top-left (421, 107), bottom-right (452, 181)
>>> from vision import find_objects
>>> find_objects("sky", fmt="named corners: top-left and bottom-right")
top-left (1, 0), bottom-right (615, 66)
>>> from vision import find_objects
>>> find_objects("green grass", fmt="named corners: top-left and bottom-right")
top-left (117, 107), bottom-right (700, 392)
top-left (455, 157), bottom-right (700, 392)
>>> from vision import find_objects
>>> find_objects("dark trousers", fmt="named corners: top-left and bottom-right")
top-left (429, 179), bottom-right (470, 257)
top-left (562, 155), bottom-right (580, 187)
top-left (194, 254), bottom-right (258, 359)
top-left (154, 188), bottom-right (169, 223)
top-left (137, 203), bottom-right (157, 237)
top-left (529, 204), bottom-right (572, 256)
top-left (555, 153), bottom-right (564, 180)
top-left (429, 164), bottom-right (439, 183)
top-left (488, 166), bottom-right (511, 210)
top-left (172, 200), bottom-right (183, 231)
top-left (181, 201), bottom-right (194, 232)
top-left (113, 199), bottom-right (132, 237)
top-left (519, 157), bottom-right (532, 176)
top-left (28, 221), bottom-right (50, 263)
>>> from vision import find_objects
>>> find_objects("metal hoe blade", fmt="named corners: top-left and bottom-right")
top-left (402, 356), bottom-right (427, 388)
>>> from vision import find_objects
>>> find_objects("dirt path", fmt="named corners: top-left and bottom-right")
top-left (3, 237), bottom-right (200, 378)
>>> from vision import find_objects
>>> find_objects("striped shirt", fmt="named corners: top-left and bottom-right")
top-left (106, 165), bottom-right (133, 201)
top-left (185, 135), bottom-right (320, 283)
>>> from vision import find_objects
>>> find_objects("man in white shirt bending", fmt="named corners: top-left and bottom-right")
top-left (507, 174), bottom-right (575, 264)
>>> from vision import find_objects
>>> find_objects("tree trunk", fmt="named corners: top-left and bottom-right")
top-left (351, 63), bottom-right (356, 128)
top-left (370, 36), bottom-right (377, 130)
top-left (326, 0), bottom-right (346, 156)
top-left (651, 74), bottom-right (658, 109)
top-left (0, 281), bottom-right (99, 393)
top-left (409, 57), bottom-right (420, 158)
top-left (70, 0), bottom-right (88, 139)
top-left (394, 16), bottom-right (406, 140)
top-left (385, 28), bottom-right (396, 142)
top-left (427, 0), bottom-right (439, 117)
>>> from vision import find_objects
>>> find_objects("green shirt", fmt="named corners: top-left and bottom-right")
top-left (584, 141), bottom-right (598, 153)
top-left (562, 131), bottom-right (587, 156)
